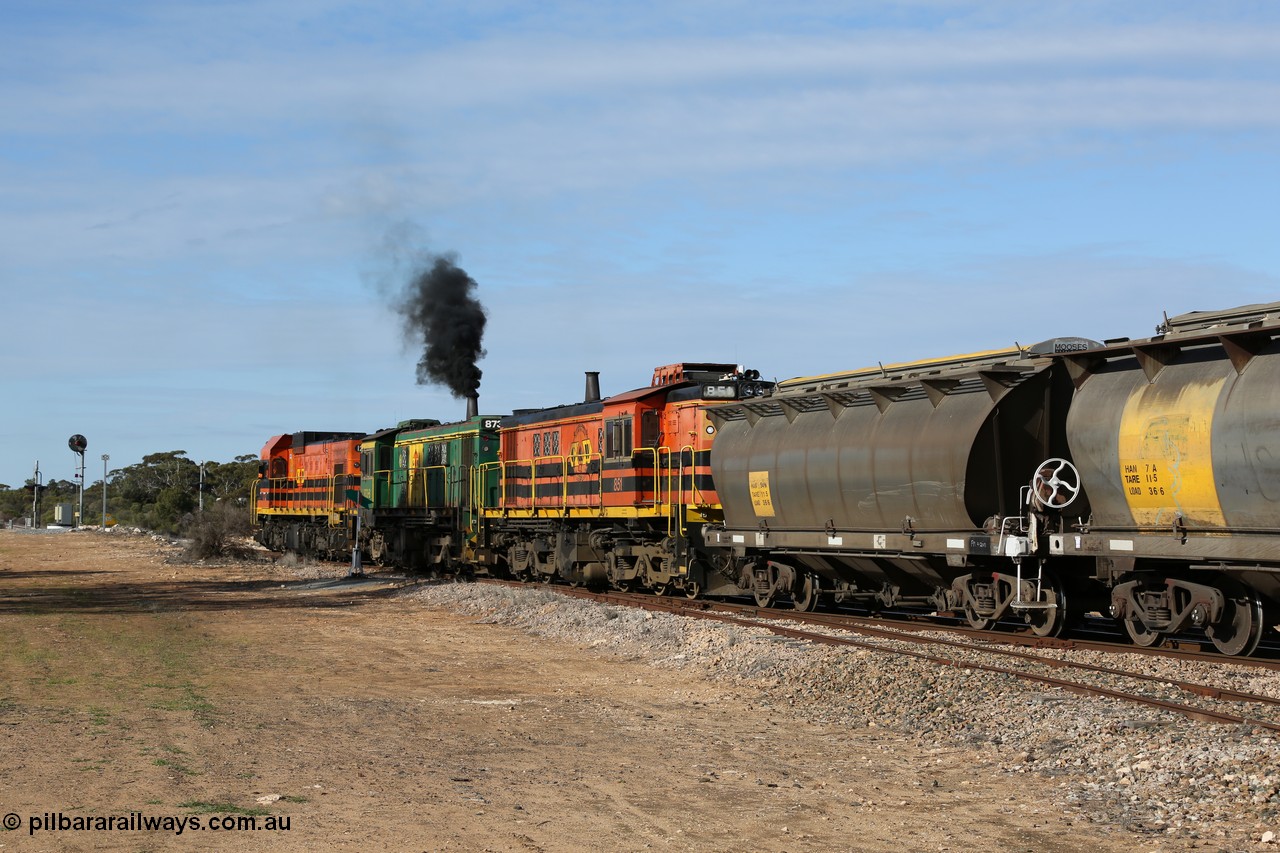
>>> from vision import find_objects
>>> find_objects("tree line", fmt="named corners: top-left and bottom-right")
top-left (0, 451), bottom-right (260, 533)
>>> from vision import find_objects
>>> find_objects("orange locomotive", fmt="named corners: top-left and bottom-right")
top-left (480, 364), bottom-right (771, 596)
top-left (252, 431), bottom-right (364, 559)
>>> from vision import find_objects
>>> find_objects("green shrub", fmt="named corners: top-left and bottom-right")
top-left (183, 504), bottom-right (253, 559)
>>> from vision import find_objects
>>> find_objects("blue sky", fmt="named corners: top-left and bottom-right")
top-left (2, 1), bottom-right (1278, 488)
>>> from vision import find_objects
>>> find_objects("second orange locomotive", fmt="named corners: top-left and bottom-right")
top-left (484, 364), bottom-right (771, 595)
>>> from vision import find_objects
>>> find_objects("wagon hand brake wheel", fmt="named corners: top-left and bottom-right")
top-left (1032, 458), bottom-right (1081, 509)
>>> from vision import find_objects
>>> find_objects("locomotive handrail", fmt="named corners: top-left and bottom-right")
top-left (546, 454), bottom-right (567, 510)
top-left (367, 468), bottom-right (393, 510)
top-left (533, 453), bottom-right (568, 511)
top-left (657, 446), bottom-right (678, 534)
top-left (500, 457), bottom-right (543, 512)
top-left (407, 464), bottom-right (456, 509)
top-left (499, 458), bottom-right (530, 511)
top-left (590, 451), bottom-right (604, 514)
top-left (455, 463), bottom-right (471, 515)
top-left (496, 454), bottom-right (606, 514)
top-left (259, 477), bottom-right (297, 511)
top-left (497, 458), bottom-right (513, 510)
top-left (325, 473), bottom-right (357, 524)
top-left (674, 444), bottom-right (698, 537)
top-left (633, 447), bottom-right (663, 507)
top-left (476, 461), bottom-right (502, 510)
top-left (563, 444), bottom-right (606, 514)
top-left (682, 443), bottom-right (705, 506)
top-left (553, 452), bottom-right (608, 515)
top-left (657, 445), bottom-right (697, 537)
top-left (257, 475), bottom-right (356, 519)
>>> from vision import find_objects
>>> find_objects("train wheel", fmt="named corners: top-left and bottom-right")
top-left (684, 582), bottom-right (701, 600)
top-left (1123, 616), bottom-right (1163, 648)
top-left (1209, 580), bottom-right (1266, 657)
top-left (1026, 572), bottom-right (1068, 638)
top-left (791, 573), bottom-right (819, 612)
top-left (962, 602), bottom-right (994, 631)
top-left (753, 586), bottom-right (776, 608)
top-left (651, 583), bottom-right (670, 597)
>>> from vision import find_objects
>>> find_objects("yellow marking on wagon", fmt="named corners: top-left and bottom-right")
top-left (1117, 377), bottom-right (1226, 527)
top-left (749, 470), bottom-right (775, 518)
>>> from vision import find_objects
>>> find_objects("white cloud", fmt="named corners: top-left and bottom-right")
top-left (7, 22), bottom-right (1280, 133)
top-left (1, 3), bottom-right (1278, 485)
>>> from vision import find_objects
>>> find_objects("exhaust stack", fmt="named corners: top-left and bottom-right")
top-left (465, 395), bottom-right (479, 420)
top-left (584, 371), bottom-right (601, 403)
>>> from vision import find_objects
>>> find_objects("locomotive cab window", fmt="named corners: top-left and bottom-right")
top-left (641, 409), bottom-right (661, 449)
top-left (605, 417), bottom-right (633, 460)
top-left (424, 442), bottom-right (447, 468)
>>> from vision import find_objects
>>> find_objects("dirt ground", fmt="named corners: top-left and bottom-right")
top-left (0, 531), bottom-right (1155, 852)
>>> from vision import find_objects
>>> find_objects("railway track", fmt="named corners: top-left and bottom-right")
top-left (479, 579), bottom-right (1280, 732)
top-left (767, 605), bottom-right (1280, 670)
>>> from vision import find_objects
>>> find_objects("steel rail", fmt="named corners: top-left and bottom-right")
top-left (651, 595), bottom-right (1280, 672)
top-left (481, 580), bottom-right (1280, 733)
top-left (692, 600), bottom-right (1280, 708)
top-left (607, 592), bottom-right (1280, 709)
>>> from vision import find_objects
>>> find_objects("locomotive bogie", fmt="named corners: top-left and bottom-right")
top-left (256, 518), bottom-right (354, 561)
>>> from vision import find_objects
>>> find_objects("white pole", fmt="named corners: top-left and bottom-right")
top-left (101, 454), bottom-right (110, 527)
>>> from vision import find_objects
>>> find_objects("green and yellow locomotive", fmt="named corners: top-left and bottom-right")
top-left (357, 410), bottom-right (503, 571)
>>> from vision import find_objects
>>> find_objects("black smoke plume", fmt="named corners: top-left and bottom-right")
top-left (398, 254), bottom-right (487, 398)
